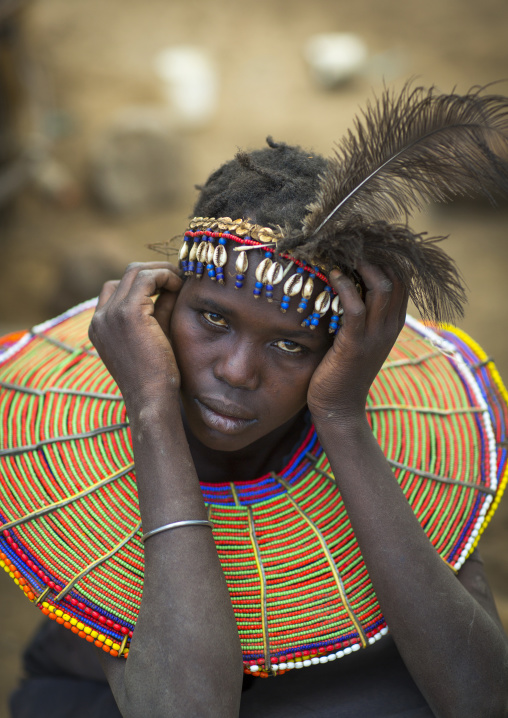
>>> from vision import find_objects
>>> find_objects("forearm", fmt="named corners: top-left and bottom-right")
top-left (315, 415), bottom-right (508, 718)
top-left (104, 396), bottom-right (242, 718)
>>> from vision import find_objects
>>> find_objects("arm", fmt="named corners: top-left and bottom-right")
top-left (88, 263), bottom-right (243, 718)
top-left (308, 266), bottom-right (508, 718)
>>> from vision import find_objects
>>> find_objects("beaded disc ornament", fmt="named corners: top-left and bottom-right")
top-left (0, 301), bottom-right (507, 675)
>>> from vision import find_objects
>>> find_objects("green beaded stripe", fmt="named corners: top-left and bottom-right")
top-left (0, 303), bottom-right (506, 671)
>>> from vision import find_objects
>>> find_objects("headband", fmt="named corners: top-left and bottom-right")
top-left (178, 217), bottom-right (345, 334)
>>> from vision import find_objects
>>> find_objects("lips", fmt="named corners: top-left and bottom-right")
top-left (195, 397), bottom-right (257, 434)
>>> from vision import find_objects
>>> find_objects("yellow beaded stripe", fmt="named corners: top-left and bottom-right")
top-left (440, 324), bottom-right (508, 553)
top-left (1, 304), bottom-right (507, 674)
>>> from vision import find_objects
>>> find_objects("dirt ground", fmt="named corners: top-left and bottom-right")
top-left (1, 0), bottom-right (508, 715)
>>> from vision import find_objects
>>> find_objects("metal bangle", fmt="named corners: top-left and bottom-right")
top-left (141, 519), bottom-right (213, 543)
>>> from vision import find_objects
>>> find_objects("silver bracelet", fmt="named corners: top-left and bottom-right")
top-left (141, 519), bottom-right (213, 543)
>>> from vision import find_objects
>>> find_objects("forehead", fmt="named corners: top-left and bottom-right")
top-left (179, 267), bottom-right (332, 347)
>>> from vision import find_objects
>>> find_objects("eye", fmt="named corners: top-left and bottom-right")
top-left (274, 340), bottom-right (304, 354)
top-left (202, 311), bottom-right (228, 328)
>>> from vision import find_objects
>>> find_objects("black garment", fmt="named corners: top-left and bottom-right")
top-left (10, 621), bottom-right (435, 718)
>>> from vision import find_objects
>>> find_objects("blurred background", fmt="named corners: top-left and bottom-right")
top-left (1, 0), bottom-right (508, 714)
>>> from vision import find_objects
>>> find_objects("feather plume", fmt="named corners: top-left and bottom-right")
top-left (278, 83), bottom-right (508, 322)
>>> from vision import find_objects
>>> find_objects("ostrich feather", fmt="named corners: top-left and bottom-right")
top-left (278, 84), bottom-right (508, 322)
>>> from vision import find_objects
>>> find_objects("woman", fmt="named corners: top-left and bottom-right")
top-left (6, 85), bottom-right (508, 717)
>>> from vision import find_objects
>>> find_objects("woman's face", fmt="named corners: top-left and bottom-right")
top-left (170, 262), bottom-right (333, 452)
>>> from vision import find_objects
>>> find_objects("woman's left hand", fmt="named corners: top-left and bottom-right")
top-left (307, 262), bottom-right (408, 426)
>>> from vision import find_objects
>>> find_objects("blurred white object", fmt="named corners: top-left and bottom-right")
top-left (90, 107), bottom-right (184, 214)
top-left (30, 156), bottom-right (81, 207)
top-left (304, 33), bottom-right (368, 88)
top-left (154, 45), bottom-right (218, 129)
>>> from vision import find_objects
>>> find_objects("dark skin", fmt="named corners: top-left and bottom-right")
top-left (89, 258), bottom-right (508, 718)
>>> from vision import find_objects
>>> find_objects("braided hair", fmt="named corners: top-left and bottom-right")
top-left (193, 137), bottom-right (327, 231)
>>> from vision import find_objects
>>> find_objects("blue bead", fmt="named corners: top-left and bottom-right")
top-left (219, 237), bottom-right (227, 245)
top-left (235, 281), bottom-right (243, 288)
top-left (311, 317), bottom-right (320, 326)
top-left (281, 302), bottom-right (289, 310)
top-left (208, 269), bottom-right (215, 278)
top-left (253, 289), bottom-right (261, 296)
top-left (236, 274), bottom-right (244, 280)
top-left (255, 281), bottom-right (263, 289)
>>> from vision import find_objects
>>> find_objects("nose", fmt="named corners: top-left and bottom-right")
top-left (213, 338), bottom-right (261, 391)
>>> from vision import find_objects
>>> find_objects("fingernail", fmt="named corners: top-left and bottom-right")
top-left (329, 269), bottom-right (342, 281)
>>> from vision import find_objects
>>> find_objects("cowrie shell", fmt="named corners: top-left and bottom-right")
top-left (314, 290), bottom-right (331, 316)
top-left (302, 276), bottom-right (314, 299)
top-left (283, 273), bottom-right (303, 296)
top-left (255, 257), bottom-right (273, 283)
top-left (213, 244), bottom-right (227, 267)
top-left (179, 242), bottom-right (189, 261)
top-left (197, 241), bottom-right (208, 263)
top-left (266, 262), bottom-right (284, 285)
top-left (235, 251), bottom-right (248, 274)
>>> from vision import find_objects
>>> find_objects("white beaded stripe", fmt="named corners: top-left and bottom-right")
top-left (0, 298), bottom-right (98, 367)
top-left (405, 315), bottom-right (498, 570)
top-left (248, 626), bottom-right (390, 673)
top-left (32, 297), bottom-right (98, 336)
top-left (0, 332), bottom-right (33, 366)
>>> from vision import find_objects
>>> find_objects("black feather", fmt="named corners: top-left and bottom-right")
top-left (278, 83), bottom-right (508, 322)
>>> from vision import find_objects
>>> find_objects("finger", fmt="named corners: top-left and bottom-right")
top-left (97, 280), bottom-right (120, 309)
top-left (127, 268), bottom-right (183, 313)
top-left (113, 262), bottom-right (181, 303)
top-left (328, 269), bottom-right (366, 339)
top-left (372, 263), bottom-right (409, 333)
top-left (356, 262), bottom-right (395, 331)
top-left (153, 289), bottom-right (180, 339)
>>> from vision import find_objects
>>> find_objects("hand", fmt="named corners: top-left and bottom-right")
top-left (88, 262), bottom-right (183, 404)
top-left (307, 263), bottom-right (408, 427)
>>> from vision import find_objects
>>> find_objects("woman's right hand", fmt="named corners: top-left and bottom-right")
top-left (88, 262), bottom-right (183, 403)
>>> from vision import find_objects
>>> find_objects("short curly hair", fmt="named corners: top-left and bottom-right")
top-left (192, 137), bottom-right (328, 231)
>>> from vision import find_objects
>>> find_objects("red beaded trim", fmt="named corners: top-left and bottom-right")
top-left (184, 230), bottom-right (331, 286)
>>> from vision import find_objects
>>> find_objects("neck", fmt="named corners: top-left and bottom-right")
top-left (182, 407), bottom-right (310, 483)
